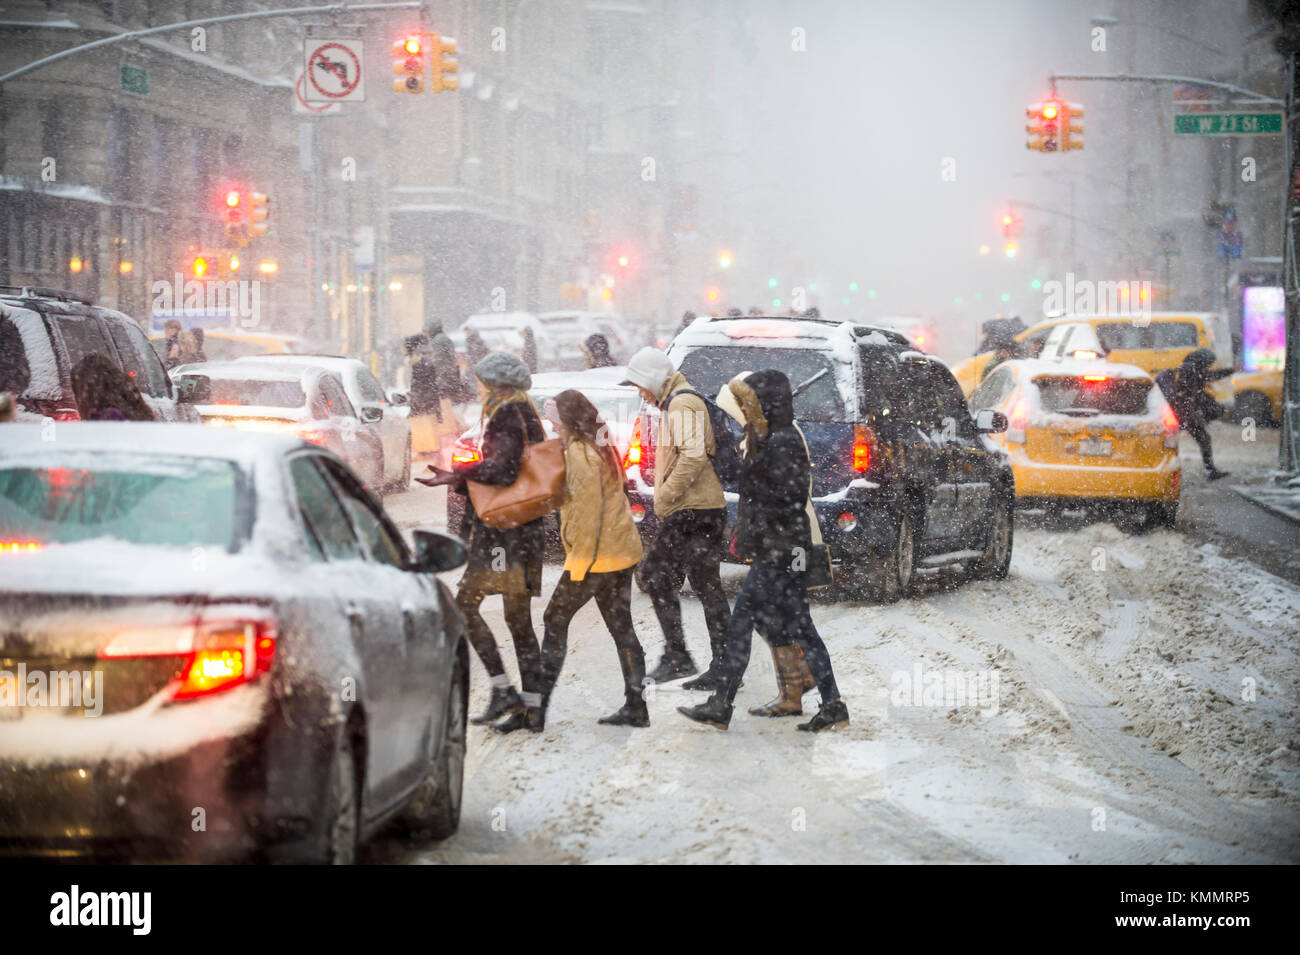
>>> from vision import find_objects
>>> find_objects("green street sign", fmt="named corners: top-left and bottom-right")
top-left (1174, 112), bottom-right (1282, 136)
top-left (121, 65), bottom-right (148, 95)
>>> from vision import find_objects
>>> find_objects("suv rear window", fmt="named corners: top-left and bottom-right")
top-left (1033, 376), bottom-right (1152, 416)
top-left (675, 346), bottom-right (845, 421)
top-left (0, 454), bottom-right (241, 551)
top-left (54, 314), bottom-right (116, 376)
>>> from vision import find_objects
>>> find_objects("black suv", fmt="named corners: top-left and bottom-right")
top-left (0, 286), bottom-right (195, 422)
top-left (625, 315), bottom-right (1015, 601)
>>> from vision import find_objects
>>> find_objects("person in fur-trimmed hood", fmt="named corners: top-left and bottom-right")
top-left (677, 369), bottom-right (849, 733)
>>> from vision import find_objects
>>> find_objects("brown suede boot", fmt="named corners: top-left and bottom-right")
top-left (793, 645), bottom-right (816, 694)
top-left (749, 645), bottom-right (805, 717)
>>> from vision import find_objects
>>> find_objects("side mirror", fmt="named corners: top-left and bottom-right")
top-left (387, 390), bottom-right (409, 406)
top-left (411, 529), bottom-right (468, 574)
top-left (175, 376), bottom-right (211, 404)
top-left (360, 405), bottom-right (383, 424)
top-left (975, 409), bottom-right (1008, 433)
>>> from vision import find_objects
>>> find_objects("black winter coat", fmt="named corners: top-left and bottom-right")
top-left (731, 370), bottom-right (812, 567)
top-left (409, 357), bottom-right (441, 417)
top-left (454, 399), bottom-right (546, 583)
top-left (1162, 363), bottom-right (1233, 423)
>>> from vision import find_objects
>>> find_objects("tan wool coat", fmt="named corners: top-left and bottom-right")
top-left (652, 371), bottom-right (726, 518)
top-left (560, 438), bottom-right (644, 581)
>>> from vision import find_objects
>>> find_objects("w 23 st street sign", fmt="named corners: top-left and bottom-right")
top-left (1174, 112), bottom-right (1283, 136)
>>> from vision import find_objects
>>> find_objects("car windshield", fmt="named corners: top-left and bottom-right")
top-left (190, 375), bottom-right (306, 407)
top-left (1034, 376), bottom-right (1152, 416)
top-left (0, 454), bottom-right (242, 551)
top-left (675, 346), bottom-right (845, 421)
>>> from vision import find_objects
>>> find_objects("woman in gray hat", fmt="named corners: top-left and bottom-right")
top-left (420, 352), bottom-right (548, 733)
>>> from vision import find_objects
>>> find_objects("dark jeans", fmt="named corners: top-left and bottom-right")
top-left (641, 507), bottom-right (730, 661)
top-left (457, 567), bottom-right (541, 695)
top-left (716, 562), bottom-right (840, 707)
top-left (542, 567), bottom-right (644, 700)
top-left (1183, 415), bottom-right (1216, 471)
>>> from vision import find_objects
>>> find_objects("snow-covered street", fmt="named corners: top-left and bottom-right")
top-left (373, 432), bottom-right (1299, 864)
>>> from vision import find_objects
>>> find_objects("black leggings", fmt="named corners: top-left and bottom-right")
top-left (640, 507), bottom-right (731, 659)
top-left (456, 575), bottom-right (542, 695)
top-left (542, 568), bottom-right (645, 699)
top-left (1183, 415), bottom-right (1216, 471)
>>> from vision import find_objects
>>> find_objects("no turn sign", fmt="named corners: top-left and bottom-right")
top-left (304, 39), bottom-right (365, 102)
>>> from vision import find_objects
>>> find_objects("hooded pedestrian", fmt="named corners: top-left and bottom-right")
top-left (1158, 347), bottom-right (1234, 480)
top-left (621, 347), bottom-right (731, 686)
top-left (405, 333), bottom-right (444, 458)
top-left (190, 327), bottom-right (208, 363)
top-left (581, 333), bottom-right (615, 369)
top-left (521, 325), bottom-right (539, 373)
top-left (161, 319), bottom-right (183, 369)
top-left (70, 354), bottom-right (156, 422)
top-left (425, 319), bottom-right (464, 444)
top-left (677, 370), bottom-right (848, 733)
top-left (418, 352), bottom-right (548, 732)
top-left (537, 389), bottom-right (649, 727)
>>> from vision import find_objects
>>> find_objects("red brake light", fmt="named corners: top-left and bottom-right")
top-left (623, 418), bottom-right (644, 468)
top-left (852, 425), bottom-right (873, 472)
top-left (451, 439), bottom-right (482, 467)
top-left (55, 409), bottom-right (80, 422)
top-left (99, 611), bottom-right (276, 701)
top-left (1082, 373), bottom-right (1107, 381)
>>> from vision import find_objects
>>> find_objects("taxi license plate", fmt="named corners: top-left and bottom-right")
top-left (1078, 438), bottom-right (1112, 456)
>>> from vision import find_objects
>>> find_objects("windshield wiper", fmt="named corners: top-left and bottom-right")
top-left (791, 368), bottom-right (829, 398)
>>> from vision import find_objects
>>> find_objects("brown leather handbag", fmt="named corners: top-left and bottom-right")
top-left (467, 406), bottom-right (566, 529)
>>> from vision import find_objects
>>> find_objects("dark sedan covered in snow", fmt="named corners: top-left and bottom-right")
top-left (0, 424), bottom-right (469, 862)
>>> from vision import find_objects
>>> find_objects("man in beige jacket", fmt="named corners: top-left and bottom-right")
top-left (622, 347), bottom-right (731, 685)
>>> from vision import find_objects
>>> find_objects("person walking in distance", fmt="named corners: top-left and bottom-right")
top-left (677, 370), bottom-right (849, 733)
top-left (418, 352), bottom-right (548, 733)
top-left (621, 347), bottom-right (731, 686)
top-left (538, 390), bottom-right (649, 727)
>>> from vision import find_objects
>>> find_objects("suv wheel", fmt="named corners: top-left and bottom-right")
top-left (322, 731), bottom-right (360, 864)
top-left (974, 492), bottom-right (1013, 580)
top-left (859, 512), bottom-right (915, 603)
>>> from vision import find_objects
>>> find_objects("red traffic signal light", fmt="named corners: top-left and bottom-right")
top-left (393, 36), bottom-right (426, 93)
top-left (225, 190), bottom-right (241, 208)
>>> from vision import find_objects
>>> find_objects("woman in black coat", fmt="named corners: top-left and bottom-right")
top-left (677, 369), bottom-right (849, 733)
top-left (422, 352), bottom-right (547, 733)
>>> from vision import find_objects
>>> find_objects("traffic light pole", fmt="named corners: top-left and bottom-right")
top-left (0, 2), bottom-right (424, 85)
top-left (1046, 73), bottom-right (1282, 105)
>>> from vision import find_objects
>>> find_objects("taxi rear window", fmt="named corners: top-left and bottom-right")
top-left (1034, 376), bottom-right (1151, 416)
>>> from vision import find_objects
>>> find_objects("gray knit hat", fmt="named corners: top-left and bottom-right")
top-left (474, 351), bottom-right (531, 390)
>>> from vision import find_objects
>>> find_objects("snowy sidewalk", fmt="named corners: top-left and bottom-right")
top-left (1229, 474), bottom-right (1300, 526)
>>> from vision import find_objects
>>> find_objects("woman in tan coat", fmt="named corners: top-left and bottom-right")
top-left (538, 389), bottom-right (649, 727)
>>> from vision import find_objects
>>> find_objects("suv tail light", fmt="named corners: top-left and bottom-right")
top-left (99, 608), bottom-right (277, 701)
top-left (1160, 402), bottom-right (1179, 449)
top-left (623, 417), bottom-right (644, 469)
top-left (1007, 397), bottom-right (1028, 444)
top-left (55, 408), bottom-right (80, 422)
top-left (852, 425), bottom-right (874, 472)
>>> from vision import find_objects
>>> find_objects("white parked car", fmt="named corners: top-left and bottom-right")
top-left (459, 311), bottom-right (558, 368)
top-left (171, 361), bottom-right (385, 490)
top-left (236, 354), bottom-right (411, 492)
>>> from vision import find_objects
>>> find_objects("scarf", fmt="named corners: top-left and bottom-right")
top-left (482, 388), bottom-right (535, 426)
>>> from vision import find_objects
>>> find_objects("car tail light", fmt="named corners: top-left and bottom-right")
top-left (99, 608), bottom-right (277, 701)
top-left (852, 425), bottom-right (874, 472)
top-left (1082, 373), bottom-right (1108, 381)
top-left (629, 503), bottom-right (646, 523)
top-left (1007, 397), bottom-right (1028, 444)
top-left (451, 439), bottom-right (482, 468)
top-left (0, 540), bottom-right (42, 554)
top-left (837, 512), bottom-right (857, 532)
top-left (55, 408), bottom-right (80, 422)
top-left (623, 418), bottom-right (644, 468)
top-left (1160, 402), bottom-right (1179, 449)
top-left (298, 429), bottom-right (330, 446)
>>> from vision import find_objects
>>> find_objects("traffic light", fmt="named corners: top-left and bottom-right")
top-left (1061, 102), bottom-right (1084, 151)
top-left (393, 36), bottom-right (425, 93)
top-left (1026, 99), bottom-right (1063, 152)
top-left (248, 192), bottom-right (269, 237)
top-left (193, 255), bottom-right (209, 279)
top-left (224, 190), bottom-right (244, 239)
top-left (1000, 208), bottom-right (1023, 237)
top-left (432, 35), bottom-right (458, 92)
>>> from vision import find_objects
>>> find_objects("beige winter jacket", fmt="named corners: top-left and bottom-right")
top-left (560, 438), bottom-right (644, 581)
top-left (652, 371), bottom-right (726, 519)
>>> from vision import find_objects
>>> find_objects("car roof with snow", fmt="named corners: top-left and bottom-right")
top-left (172, 360), bottom-right (328, 383)
top-left (0, 421), bottom-right (309, 463)
top-left (672, 314), bottom-right (912, 351)
top-left (529, 366), bottom-right (630, 392)
top-left (235, 354), bottom-right (363, 374)
top-left (1001, 357), bottom-right (1155, 382)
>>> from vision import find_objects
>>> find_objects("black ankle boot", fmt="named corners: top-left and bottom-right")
top-left (796, 698), bottom-right (849, 732)
top-left (647, 650), bottom-right (697, 684)
top-left (494, 706), bottom-right (544, 734)
top-left (676, 694), bottom-right (733, 730)
top-left (471, 685), bottom-right (523, 725)
top-left (598, 698), bottom-right (650, 727)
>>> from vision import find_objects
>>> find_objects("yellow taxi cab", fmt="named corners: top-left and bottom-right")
top-left (1208, 366), bottom-right (1283, 425)
top-left (967, 357), bottom-right (1181, 528)
top-left (950, 312), bottom-right (1231, 397)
